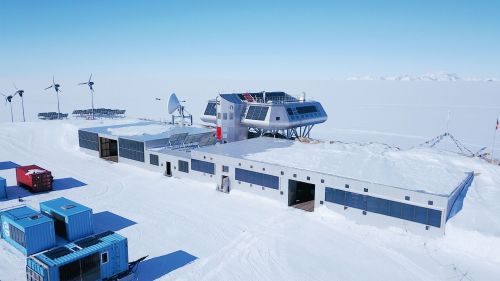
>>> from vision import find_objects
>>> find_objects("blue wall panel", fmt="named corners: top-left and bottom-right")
top-left (235, 168), bottom-right (279, 189)
top-left (325, 187), bottom-right (442, 228)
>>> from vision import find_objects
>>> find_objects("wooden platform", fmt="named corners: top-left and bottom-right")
top-left (292, 200), bottom-right (315, 212)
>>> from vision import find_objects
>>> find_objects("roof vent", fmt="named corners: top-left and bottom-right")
top-left (61, 205), bottom-right (76, 210)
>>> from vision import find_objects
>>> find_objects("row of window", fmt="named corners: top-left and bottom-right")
top-left (191, 159), bottom-right (215, 174)
top-left (325, 187), bottom-right (442, 227)
top-left (235, 168), bottom-right (279, 189)
top-left (9, 223), bottom-right (26, 247)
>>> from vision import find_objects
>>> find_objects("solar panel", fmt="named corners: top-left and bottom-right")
top-left (183, 134), bottom-right (203, 146)
top-left (203, 102), bottom-right (217, 116)
top-left (94, 230), bottom-right (115, 239)
top-left (245, 106), bottom-right (268, 121)
top-left (197, 135), bottom-right (215, 147)
top-left (44, 247), bottom-right (73, 260)
top-left (74, 237), bottom-right (101, 249)
top-left (168, 133), bottom-right (188, 147)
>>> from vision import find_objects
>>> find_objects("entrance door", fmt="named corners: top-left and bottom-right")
top-left (220, 175), bottom-right (230, 193)
top-left (165, 162), bottom-right (172, 177)
top-left (288, 179), bottom-right (315, 212)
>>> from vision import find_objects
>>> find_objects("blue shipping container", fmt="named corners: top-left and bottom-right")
top-left (26, 231), bottom-right (129, 281)
top-left (40, 197), bottom-right (94, 241)
top-left (0, 176), bottom-right (6, 199)
top-left (0, 206), bottom-right (56, 255)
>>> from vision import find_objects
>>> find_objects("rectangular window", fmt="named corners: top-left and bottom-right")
top-left (223, 113), bottom-right (228, 120)
top-left (149, 154), bottom-right (159, 166)
top-left (235, 168), bottom-right (279, 189)
top-left (324, 187), bottom-right (441, 227)
top-left (222, 165), bottom-right (229, 172)
top-left (178, 160), bottom-right (189, 173)
top-left (229, 113), bottom-right (234, 120)
top-left (101, 252), bottom-right (109, 264)
top-left (191, 159), bottom-right (215, 174)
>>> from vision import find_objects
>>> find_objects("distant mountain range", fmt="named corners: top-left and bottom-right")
top-left (346, 72), bottom-right (499, 82)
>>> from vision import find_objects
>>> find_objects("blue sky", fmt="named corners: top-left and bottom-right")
top-left (1, 0), bottom-right (499, 80)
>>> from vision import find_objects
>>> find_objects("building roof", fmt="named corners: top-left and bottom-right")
top-left (0, 206), bottom-right (53, 228)
top-left (34, 231), bottom-right (125, 267)
top-left (40, 197), bottom-right (92, 217)
top-left (80, 122), bottom-right (214, 143)
top-left (195, 137), bottom-right (471, 196)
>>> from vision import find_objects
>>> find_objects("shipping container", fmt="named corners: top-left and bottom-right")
top-left (0, 206), bottom-right (56, 255)
top-left (40, 197), bottom-right (94, 241)
top-left (16, 165), bottom-right (53, 193)
top-left (0, 176), bottom-right (6, 199)
top-left (26, 231), bottom-right (129, 281)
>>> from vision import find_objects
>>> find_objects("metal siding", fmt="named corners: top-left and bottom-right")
top-left (25, 220), bottom-right (56, 255)
top-left (0, 177), bottom-right (6, 199)
top-left (325, 187), bottom-right (442, 228)
top-left (67, 210), bottom-right (94, 241)
top-left (32, 233), bottom-right (128, 280)
top-left (446, 172), bottom-right (474, 220)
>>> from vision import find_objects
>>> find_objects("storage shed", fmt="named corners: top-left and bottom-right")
top-left (40, 197), bottom-right (94, 241)
top-left (26, 231), bottom-right (129, 281)
top-left (0, 206), bottom-right (56, 255)
top-left (0, 176), bottom-right (6, 199)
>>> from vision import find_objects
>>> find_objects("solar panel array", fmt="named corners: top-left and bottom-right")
top-left (38, 112), bottom-right (69, 120)
top-left (198, 135), bottom-right (218, 147)
top-left (203, 102), bottom-right (217, 116)
top-left (168, 133), bottom-right (188, 147)
top-left (44, 247), bottom-right (73, 260)
top-left (72, 108), bottom-right (126, 119)
top-left (245, 106), bottom-right (269, 121)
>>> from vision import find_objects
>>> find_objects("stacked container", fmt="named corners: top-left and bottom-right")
top-left (16, 165), bottom-right (53, 193)
top-left (26, 231), bottom-right (129, 281)
top-left (0, 206), bottom-right (56, 255)
top-left (0, 176), bottom-right (6, 199)
top-left (40, 197), bottom-right (94, 241)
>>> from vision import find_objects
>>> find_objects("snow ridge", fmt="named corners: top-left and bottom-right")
top-left (347, 72), bottom-right (499, 82)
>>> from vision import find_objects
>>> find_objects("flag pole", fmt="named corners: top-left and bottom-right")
top-left (492, 117), bottom-right (498, 162)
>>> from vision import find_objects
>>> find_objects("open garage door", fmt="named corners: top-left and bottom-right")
top-left (99, 137), bottom-right (118, 162)
top-left (288, 179), bottom-right (315, 212)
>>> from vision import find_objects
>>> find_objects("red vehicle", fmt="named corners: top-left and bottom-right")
top-left (16, 165), bottom-right (53, 193)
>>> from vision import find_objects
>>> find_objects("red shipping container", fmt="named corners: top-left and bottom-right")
top-left (16, 165), bottom-right (53, 193)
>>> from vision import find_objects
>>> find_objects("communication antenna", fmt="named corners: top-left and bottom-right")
top-left (168, 93), bottom-right (192, 126)
top-left (78, 74), bottom-right (95, 119)
top-left (1, 92), bottom-right (15, 123)
top-left (44, 76), bottom-right (62, 119)
top-left (13, 83), bottom-right (26, 122)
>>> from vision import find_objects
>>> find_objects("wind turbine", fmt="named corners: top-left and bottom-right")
top-left (13, 83), bottom-right (26, 122)
top-left (44, 76), bottom-right (62, 119)
top-left (78, 74), bottom-right (95, 119)
top-left (1, 92), bottom-right (15, 123)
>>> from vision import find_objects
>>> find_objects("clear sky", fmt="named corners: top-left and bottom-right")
top-left (1, 0), bottom-right (499, 80)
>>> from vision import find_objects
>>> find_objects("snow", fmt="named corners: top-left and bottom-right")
top-left (107, 124), bottom-right (173, 137)
top-left (347, 72), bottom-right (499, 82)
top-left (25, 169), bottom-right (47, 175)
top-left (198, 137), bottom-right (468, 195)
top-left (1, 119), bottom-right (500, 280)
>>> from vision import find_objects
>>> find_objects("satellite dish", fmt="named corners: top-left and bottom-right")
top-left (168, 93), bottom-right (181, 114)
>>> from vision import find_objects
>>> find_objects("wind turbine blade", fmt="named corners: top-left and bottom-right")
top-left (0, 92), bottom-right (5, 97)
top-left (13, 82), bottom-right (18, 90)
top-left (89, 73), bottom-right (92, 82)
top-left (78, 82), bottom-right (87, 85)
top-left (45, 85), bottom-right (53, 90)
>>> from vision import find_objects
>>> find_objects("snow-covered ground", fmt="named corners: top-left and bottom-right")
top-left (1, 116), bottom-right (500, 280)
top-left (1, 81), bottom-right (500, 280)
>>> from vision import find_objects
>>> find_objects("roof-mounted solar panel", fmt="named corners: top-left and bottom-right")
top-left (245, 106), bottom-right (268, 121)
top-left (44, 247), bottom-right (73, 260)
